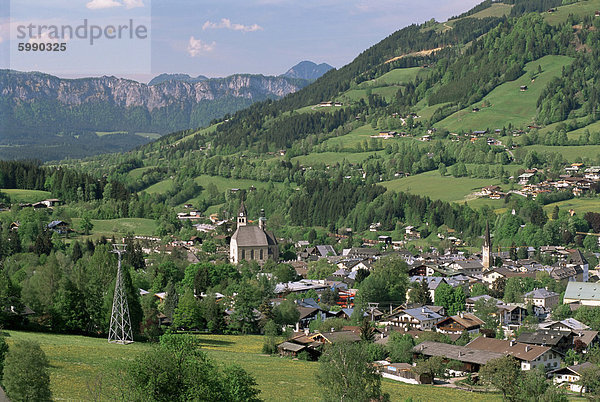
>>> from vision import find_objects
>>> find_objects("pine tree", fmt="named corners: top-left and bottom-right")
top-left (163, 281), bottom-right (178, 321)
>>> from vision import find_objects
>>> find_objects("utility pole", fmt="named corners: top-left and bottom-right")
top-left (108, 244), bottom-right (133, 344)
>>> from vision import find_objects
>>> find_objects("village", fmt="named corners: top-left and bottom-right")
top-left (140, 203), bottom-right (600, 394)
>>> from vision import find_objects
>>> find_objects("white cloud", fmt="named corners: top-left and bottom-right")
top-left (123, 0), bottom-right (145, 9)
top-left (28, 31), bottom-right (61, 44)
top-left (202, 18), bottom-right (263, 33)
top-left (0, 36), bottom-right (3, 44)
top-left (86, 0), bottom-right (122, 10)
top-left (187, 36), bottom-right (215, 57)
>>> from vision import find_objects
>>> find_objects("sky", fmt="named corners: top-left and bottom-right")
top-left (0, 0), bottom-right (482, 82)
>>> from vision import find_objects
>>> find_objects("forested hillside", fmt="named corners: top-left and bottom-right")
top-left (6, 0), bottom-right (600, 254)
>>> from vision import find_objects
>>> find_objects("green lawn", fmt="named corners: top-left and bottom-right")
top-left (95, 131), bottom-right (125, 136)
top-left (566, 120), bottom-right (600, 139)
top-left (182, 175), bottom-right (287, 207)
top-left (143, 178), bottom-right (174, 194)
top-left (430, 3), bottom-right (513, 34)
top-left (417, 102), bottom-right (452, 121)
top-left (341, 86), bottom-right (401, 103)
top-left (71, 217), bottom-right (158, 237)
top-left (323, 125), bottom-right (381, 150)
top-left (436, 55), bottom-right (573, 132)
top-left (543, 198), bottom-right (600, 215)
top-left (466, 3), bottom-right (513, 18)
top-left (5, 331), bottom-right (500, 402)
top-left (193, 175), bottom-right (281, 193)
top-left (135, 132), bottom-right (161, 139)
top-left (126, 166), bottom-right (154, 180)
top-left (292, 151), bottom-right (385, 166)
top-left (174, 124), bottom-right (219, 145)
top-left (381, 170), bottom-right (502, 203)
top-left (544, 0), bottom-right (600, 25)
top-left (358, 67), bottom-right (423, 88)
top-left (0, 189), bottom-right (51, 203)
top-left (524, 145), bottom-right (600, 161)
top-left (466, 197), bottom-right (509, 213)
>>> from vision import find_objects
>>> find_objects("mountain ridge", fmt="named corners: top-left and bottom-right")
top-left (282, 61), bottom-right (334, 80)
top-left (0, 70), bottom-right (311, 160)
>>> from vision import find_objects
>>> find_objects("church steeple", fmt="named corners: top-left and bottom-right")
top-left (482, 221), bottom-right (492, 270)
top-left (237, 200), bottom-right (247, 227)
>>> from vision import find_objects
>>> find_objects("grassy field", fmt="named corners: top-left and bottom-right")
top-left (5, 331), bottom-right (501, 402)
top-left (182, 175), bottom-right (288, 207)
top-left (425, 3), bottom-right (513, 34)
top-left (95, 131), bottom-right (127, 136)
top-left (126, 166), bottom-right (154, 180)
top-left (71, 217), bottom-right (158, 237)
top-left (143, 178), bottom-right (174, 194)
top-left (566, 120), bottom-right (600, 138)
top-left (450, 3), bottom-right (513, 23)
top-left (358, 67), bottom-right (423, 88)
top-left (174, 124), bottom-right (219, 145)
top-left (192, 175), bottom-right (281, 193)
top-left (416, 102), bottom-right (452, 121)
top-left (381, 170), bottom-right (502, 203)
top-left (292, 151), bottom-right (385, 166)
top-left (341, 86), bottom-right (401, 103)
top-left (135, 132), bottom-right (162, 139)
top-left (466, 197), bottom-right (508, 213)
top-left (542, 197), bottom-right (600, 215)
top-left (544, 0), bottom-right (600, 25)
top-left (323, 125), bottom-right (384, 150)
top-left (95, 131), bottom-right (160, 139)
top-left (0, 189), bottom-right (51, 203)
top-left (436, 55), bottom-right (573, 131)
top-left (524, 145), bottom-right (600, 161)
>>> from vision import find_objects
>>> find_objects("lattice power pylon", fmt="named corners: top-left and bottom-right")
top-left (108, 244), bottom-right (133, 344)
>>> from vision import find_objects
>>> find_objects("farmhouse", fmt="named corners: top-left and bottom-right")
top-left (385, 306), bottom-right (443, 330)
top-left (47, 220), bottom-right (70, 234)
top-left (466, 337), bottom-right (561, 370)
top-left (540, 318), bottom-right (590, 332)
top-left (549, 362), bottom-right (596, 393)
top-left (435, 312), bottom-right (484, 335)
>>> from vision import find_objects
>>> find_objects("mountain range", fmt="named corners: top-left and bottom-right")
top-left (0, 61), bottom-right (333, 161)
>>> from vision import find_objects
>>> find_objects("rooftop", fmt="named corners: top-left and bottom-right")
top-left (466, 337), bottom-right (550, 361)
top-left (413, 341), bottom-right (504, 365)
top-left (564, 282), bottom-right (600, 301)
top-left (524, 288), bottom-right (559, 299)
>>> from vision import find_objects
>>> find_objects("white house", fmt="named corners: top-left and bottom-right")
top-left (550, 362), bottom-right (596, 393)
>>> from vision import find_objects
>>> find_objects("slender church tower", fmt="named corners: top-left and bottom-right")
top-left (482, 221), bottom-right (492, 270)
top-left (237, 200), bottom-right (247, 227)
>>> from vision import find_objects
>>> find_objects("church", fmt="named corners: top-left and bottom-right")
top-left (229, 201), bottom-right (278, 264)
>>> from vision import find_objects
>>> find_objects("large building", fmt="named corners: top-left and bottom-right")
top-left (229, 202), bottom-right (278, 264)
top-left (563, 282), bottom-right (600, 306)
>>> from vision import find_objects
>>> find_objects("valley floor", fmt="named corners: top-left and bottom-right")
top-left (5, 330), bottom-right (502, 401)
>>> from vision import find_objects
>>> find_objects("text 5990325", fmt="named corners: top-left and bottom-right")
top-left (17, 43), bottom-right (67, 51)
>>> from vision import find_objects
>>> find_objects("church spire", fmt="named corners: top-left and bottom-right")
top-left (237, 200), bottom-right (247, 227)
top-left (482, 221), bottom-right (492, 270)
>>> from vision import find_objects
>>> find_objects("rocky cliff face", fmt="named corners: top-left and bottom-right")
top-left (0, 70), bottom-right (310, 159)
top-left (1, 70), bottom-right (308, 111)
